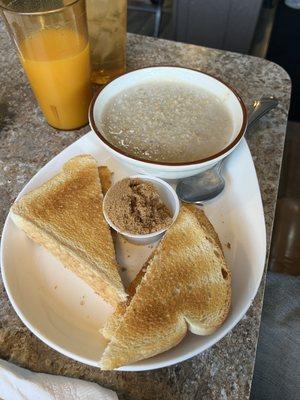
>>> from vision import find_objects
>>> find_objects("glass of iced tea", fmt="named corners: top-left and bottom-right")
top-left (0, 0), bottom-right (92, 130)
top-left (86, 0), bottom-right (127, 84)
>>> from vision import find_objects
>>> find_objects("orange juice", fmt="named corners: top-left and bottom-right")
top-left (20, 29), bottom-right (92, 130)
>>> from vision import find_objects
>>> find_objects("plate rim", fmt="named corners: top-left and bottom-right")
top-left (0, 132), bottom-right (267, 371)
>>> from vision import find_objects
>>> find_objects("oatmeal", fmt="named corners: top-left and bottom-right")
top-left (100, 80), bottom-right (233, 163)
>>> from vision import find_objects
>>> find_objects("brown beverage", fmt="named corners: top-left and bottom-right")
top-left (86, 0), bottom-right (127, 84)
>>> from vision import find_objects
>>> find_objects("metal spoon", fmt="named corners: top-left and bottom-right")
top-left (176, 96), bottom-right (278, 204)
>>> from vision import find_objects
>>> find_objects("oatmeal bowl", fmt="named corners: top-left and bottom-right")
top-left (89, 66), bottom-right (247, 179)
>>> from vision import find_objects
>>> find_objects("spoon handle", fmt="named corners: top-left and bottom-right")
top-left (247, 96), bottom-right (278, 129)
top-left (212, 97), bottom-right (278, 173)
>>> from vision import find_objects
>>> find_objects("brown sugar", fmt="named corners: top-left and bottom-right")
top-left (104, 178), bottom-right (172, 235)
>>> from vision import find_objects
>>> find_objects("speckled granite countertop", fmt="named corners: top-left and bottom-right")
top-left (0, 18), bottom-right (290, 400)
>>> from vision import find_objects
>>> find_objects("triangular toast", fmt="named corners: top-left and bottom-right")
top-left (100, 205), bottom-right (231, 369)
top-left (10, 155), bottom-right (126, 307)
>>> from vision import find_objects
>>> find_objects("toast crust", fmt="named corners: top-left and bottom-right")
top-left (98, 166), bottom-right (113, 196)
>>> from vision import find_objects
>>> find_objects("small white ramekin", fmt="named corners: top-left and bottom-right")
top-left (103, 175), bottom-right (180, 244)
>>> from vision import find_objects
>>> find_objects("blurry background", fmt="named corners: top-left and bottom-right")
top-left (127, 1), bottom-right (300, 399)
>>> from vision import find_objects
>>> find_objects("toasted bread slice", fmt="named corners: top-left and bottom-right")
top-left (11, 155), bottom-right (126, 307)
top-left (102, 205), bottom-right (227, 340)
top-left (100, 205), bottom-right (231, 369)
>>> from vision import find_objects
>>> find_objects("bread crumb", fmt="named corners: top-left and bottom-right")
top-left (104, 178), bottom-right (172, 234)
top-left (226, 242), bottom-right (231, 249)
top-left (54, 285), bottom-right (58, 290)
top-left (121, 266), bottom-right (127, 272)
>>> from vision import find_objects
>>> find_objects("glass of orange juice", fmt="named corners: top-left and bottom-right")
top-left (0, 0), bottom-right (92, 130)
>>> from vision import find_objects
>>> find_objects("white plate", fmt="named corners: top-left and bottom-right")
top-left (1, 131), bottom-right (266, 371)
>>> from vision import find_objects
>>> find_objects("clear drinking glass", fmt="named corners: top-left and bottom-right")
top-left (0, 0), bottom-right (93, 130)
top-left (86, 0), bottom-right (127, 84)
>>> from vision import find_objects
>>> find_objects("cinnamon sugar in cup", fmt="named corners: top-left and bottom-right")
top-left (103, 175), bottom-right (180, 244)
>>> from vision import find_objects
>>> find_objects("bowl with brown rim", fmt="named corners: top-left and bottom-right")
top-left (89, 66), bottom-right (247, 179)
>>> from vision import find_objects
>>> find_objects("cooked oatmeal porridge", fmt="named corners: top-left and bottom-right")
top-left (100, 81), bottom-right (233, 163)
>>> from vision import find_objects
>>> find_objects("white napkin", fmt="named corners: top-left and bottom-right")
top-left (0, 359), bottom-right (118, 400)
